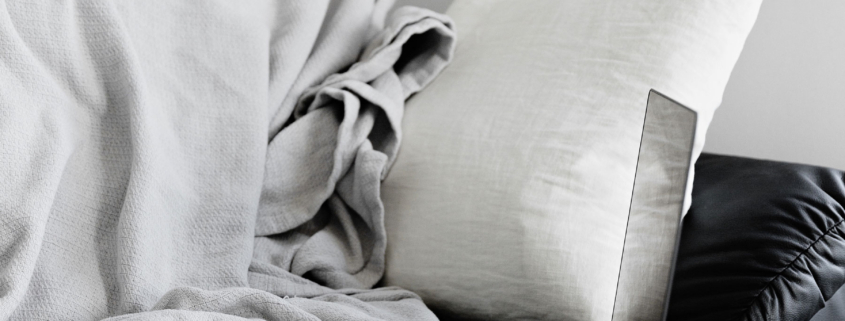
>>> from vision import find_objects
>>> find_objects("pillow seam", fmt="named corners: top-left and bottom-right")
top-left (736, 218), bottom-right (845, 321)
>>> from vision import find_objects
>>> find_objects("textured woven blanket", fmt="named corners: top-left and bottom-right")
top-left (0, 1), bottom-right (454, 319)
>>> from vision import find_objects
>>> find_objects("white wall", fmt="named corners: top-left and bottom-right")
top-left (705, 0), bottom-right (845, 170)
top-left (396, 0), bottom-right (845, 170)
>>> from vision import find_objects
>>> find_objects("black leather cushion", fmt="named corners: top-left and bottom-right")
top-left (668, 153), bottom-right (845, 321)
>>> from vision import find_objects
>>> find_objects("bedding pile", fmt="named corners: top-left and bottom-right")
top-left (0, 1), bottom-right (454, 320)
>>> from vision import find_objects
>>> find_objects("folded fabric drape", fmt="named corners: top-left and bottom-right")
top-left (0, 1), bottom-right (454, 320)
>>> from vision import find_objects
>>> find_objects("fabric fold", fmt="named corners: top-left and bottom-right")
top-left (252, 6), bottom-right (456, 294)
top-left (0, 1), bottom-right (455, 320)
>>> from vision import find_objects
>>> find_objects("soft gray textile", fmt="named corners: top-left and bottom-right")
top-left (380, 1), bottom-right (759, 320)
top-left (0, 1), bottom-right (454, 320)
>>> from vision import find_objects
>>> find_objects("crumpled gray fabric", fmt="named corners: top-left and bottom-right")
top-left (0, 0), bottom-right (454, 319)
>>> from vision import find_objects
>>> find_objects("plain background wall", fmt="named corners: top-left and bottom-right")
top-left (395, 0), bottom-right (845, 170)
top-left (705, 0), bottom-right (845, 170)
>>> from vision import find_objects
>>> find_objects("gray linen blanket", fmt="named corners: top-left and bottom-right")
top-left (0, 1), bottom-right (454, 319)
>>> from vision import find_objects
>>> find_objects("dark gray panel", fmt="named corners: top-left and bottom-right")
top-left (612, 90), bottom-right (697, 321)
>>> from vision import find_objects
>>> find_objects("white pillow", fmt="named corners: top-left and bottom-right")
top-left (381, 1), bottom-right (761, 320)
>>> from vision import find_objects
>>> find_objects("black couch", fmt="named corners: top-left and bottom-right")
top-left (668, 153), bottom-right (845, 321)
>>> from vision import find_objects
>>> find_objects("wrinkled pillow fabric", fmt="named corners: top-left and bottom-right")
top-left (381, 0), bottom-right (760, 320)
